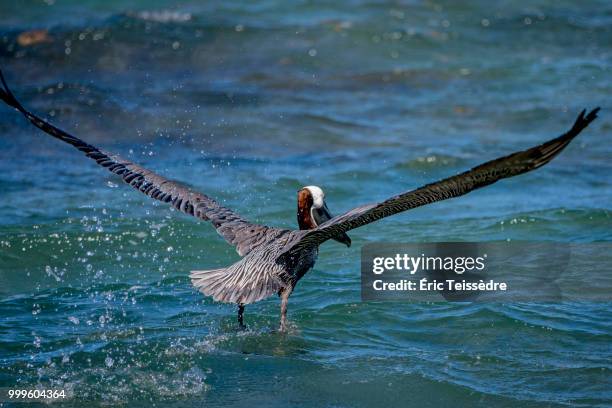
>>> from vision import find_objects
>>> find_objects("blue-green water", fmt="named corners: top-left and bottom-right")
top-left (1, 1), bottom-right (611, 406)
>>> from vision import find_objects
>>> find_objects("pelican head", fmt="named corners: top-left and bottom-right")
top-left (297, 185), bottom-right (351, 247)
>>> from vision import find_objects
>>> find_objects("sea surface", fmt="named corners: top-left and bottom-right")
top-left (0, 1), bottom-right (611, 406)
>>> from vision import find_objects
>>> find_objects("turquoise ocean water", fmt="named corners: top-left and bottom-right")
top-left (0, 1), bottom-right (611, 406)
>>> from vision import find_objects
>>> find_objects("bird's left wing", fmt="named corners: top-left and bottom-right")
top-left (0, 70), bottom-right (285, 257)
top-left (280, 108), bottom-right (600, 259)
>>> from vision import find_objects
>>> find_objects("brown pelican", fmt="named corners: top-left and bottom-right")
top-left (0, 70), bottom-right (600, 330)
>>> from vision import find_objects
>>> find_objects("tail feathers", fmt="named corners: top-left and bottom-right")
top-left (190, 266), bottom-right (282, 305)
top-left (190, 268), bottom-right (228, 298)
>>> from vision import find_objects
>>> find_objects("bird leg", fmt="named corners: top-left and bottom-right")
top-left (237, 303), bottom-right (245, 329)
top-left (279, 288), bottom-right (292, 332)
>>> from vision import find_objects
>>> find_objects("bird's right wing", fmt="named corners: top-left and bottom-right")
top-left (0, 70), bottom-right (286, 257)
top-left (279, 108), bottom-right (600, 259)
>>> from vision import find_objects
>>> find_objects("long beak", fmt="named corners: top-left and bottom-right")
top-left (312, 202), bottom-right (352, 247)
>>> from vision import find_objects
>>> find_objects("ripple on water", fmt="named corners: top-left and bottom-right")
top-left (1, 0), bottom-right (611, 406)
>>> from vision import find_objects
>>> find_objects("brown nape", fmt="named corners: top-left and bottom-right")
top-left (297, 188), bottom-right (317, 230)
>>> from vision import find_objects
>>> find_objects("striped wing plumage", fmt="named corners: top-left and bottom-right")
top-left (0, 70), bottom-right (282, 257)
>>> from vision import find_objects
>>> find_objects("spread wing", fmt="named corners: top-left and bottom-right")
top-left (0, 70), bottom-right (283, 257)
top-left (281, 108), bottom-right (600, 258)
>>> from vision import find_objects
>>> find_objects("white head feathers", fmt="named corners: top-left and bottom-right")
top-left (304, 185), bottom-right (325, 209)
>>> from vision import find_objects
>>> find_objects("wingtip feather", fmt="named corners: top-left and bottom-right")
top-left (0, 68), bottom-right (14, 106)
top-left (0, 68), bottom-right (26, 112)
top-left (569, 107), bottom-right (600, 136)
top-left (586, 107), bottom-right (600, 122)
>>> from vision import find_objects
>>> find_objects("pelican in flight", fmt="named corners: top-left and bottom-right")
top-left (0, 70), bottom-right (600, 330)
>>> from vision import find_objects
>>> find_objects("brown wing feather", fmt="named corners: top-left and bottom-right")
top-left (0, 70), bottom-right (282, 257)
top-left (281, 108), bottom-right (600, 258)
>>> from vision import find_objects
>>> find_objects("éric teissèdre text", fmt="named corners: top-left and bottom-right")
top-left (372, 278), bottom-right (507, 292)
